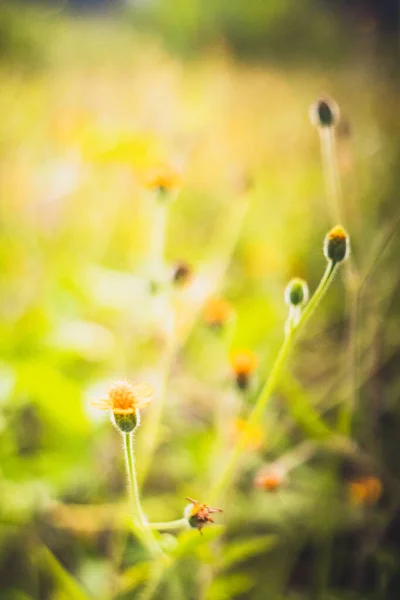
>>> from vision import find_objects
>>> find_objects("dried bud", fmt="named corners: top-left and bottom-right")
top-left (323, 225), bottom-right (350, 263)
top-left (172, 262), bottom-right (192, 286)
top-left (184, 497), bottom-right (222, 534)
top-left (284, 278), bottom-right (309, 308)
top-left (309, 97), bottom-right (340, 128)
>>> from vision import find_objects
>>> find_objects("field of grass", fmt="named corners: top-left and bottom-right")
top-left (1, 5), bottom-right (400, 600)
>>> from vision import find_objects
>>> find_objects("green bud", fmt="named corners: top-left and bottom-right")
top-left (285, 278), bottom-right (309, 307)
top-left (310, 98), bottom-right (340, 128)
top-left (112, 409), bottom-right (140, 433)
top-left (323, 225), bottom-right (350, 263)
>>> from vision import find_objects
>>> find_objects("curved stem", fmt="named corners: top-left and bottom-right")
top-left (149, 518), bottom-right (188, 531)
top-left (210, 260), bottom-right (338, 502)
top-left (123, 433), bottom-right (161, 557)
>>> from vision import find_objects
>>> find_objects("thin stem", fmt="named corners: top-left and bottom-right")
top-left (123, 433), bottom-right (161, 557)
top-left (210, 260), bottom-right (338, 502)
top-left (149, 518), bottom-right (188, 531)
top-left (319, 127), bottom-right (342, 224)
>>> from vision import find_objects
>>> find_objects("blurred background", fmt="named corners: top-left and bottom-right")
top-left (1, 1), bottom-right (400, 599)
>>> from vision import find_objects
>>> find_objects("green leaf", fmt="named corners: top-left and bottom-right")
top-left (206, 573), bottom-right (255, 600)
top-left (172, 525), bottom-right (224, 559)
top-left (217, 534), bottom-right (279, 570)
top-left (119, 561), bottom-right (152, 594)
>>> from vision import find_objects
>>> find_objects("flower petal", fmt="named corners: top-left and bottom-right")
top-left (90, 398), bottom-right (112, 410)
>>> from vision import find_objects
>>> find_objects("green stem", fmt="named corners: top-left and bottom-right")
top-left (210, 260), bottom-right (338, 502)
top-left (123, 433), bottom-right (161, 557)
top-left (149, 518), bottom-right (188, 531)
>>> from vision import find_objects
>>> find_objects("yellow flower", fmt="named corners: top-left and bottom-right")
top-left (203, 297), bottom-right (233, 328)
top-left (91, 379), bottom-right (154, 415)
top-left (184, 497), bottom-right (223, 534)
top-left (233, 418), bottom-right (264, 450)
top-left (143, 164), bottom-right (182, 194)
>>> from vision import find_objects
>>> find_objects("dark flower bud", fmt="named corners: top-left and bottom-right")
top-left (323, 225), bottom-right (350, 263)
top-left (310, 97), bottom-right (340, 128)
top-left (284, 278), bottom-right (309, 308)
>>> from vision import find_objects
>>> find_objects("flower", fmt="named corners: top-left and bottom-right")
top-left (143, 164), bottom-right (181, 197)
top-left (233, 418), bottom-right (264, 451)
top-left (348, 476), bottom-right (382, 506)
top-left (254, 465), bottom-right (286, 491)
top-left (203, 297), bottom-right (233, 329)
top-left (229, 349), bottom-right (258, 390)
top-left (309, 97), bottom-right (340, 128)
top-left (184, 497), bottom-right (223, 534)
top-left (91, 379), bottom-right (154, 433)
top-left (323, 225), bottom-right (350, 263)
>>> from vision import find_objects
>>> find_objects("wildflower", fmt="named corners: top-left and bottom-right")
top-left (184, 497), bottom-right (223, 534)
top-left (229, 349), bottom-right (258, 390)
top-left (172, 261), bottom-right (193, 286)
top-left (309, 97), bottom-right (340, 128)
top-left (284, 278), bottom-right (309, 308)
top-left (254, 465), bottom-right (286, 492)
top-left (203, 297), bottom-right (233, 329)
top-left (233, 418), bottom-right (264, 451)
top-left (91, 379), bottom-right (154, 433)
top-left (323, 225), bottom-right (350, 264)
top-left (144, 164), bottom-right (181, 199)
top-left (348, 476), bottom-right (383, 506)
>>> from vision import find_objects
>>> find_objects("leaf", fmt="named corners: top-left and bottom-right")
top-left (119, 561), bottom-right (152, 594)
top-left (206, 573), bottom-right (255, 600)
top-left (172, 525), bottom-right (225, 559)
top-left (217, 534), bottom-right (279, 570)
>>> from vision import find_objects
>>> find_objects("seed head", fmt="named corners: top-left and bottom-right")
top-left (309, 97), bottom-right (340, 128)
top-left (184, 497), bottom-right (223, 534)
top-left (323, 225), bottom-right (350, 263)
top-left (284, 278), bottom-right (309, 308)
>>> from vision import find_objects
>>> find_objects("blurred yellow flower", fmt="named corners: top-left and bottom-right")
top-left (91, 379), bottom-right (154, 415)
top-left (143, 164), bottom-right (182, 194)
top-left (203, 297), bottom-right (233, 328)
top-left (233, 418), bottom-right (264, 451)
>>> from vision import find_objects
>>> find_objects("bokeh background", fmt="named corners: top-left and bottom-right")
top-left (1, 1), bottom-right (400, 599)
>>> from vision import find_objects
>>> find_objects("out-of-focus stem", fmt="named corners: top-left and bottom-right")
top-left (210, 261), bottom-right (338, 502)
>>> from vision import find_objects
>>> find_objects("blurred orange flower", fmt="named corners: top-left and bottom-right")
top-left (254, 465), bottom-right (286, 491)
top-left (348, 476), bottom-right (382, 506)
top-left (143, 164), bottom-right (182, 194)
top-left (203, 297), bottom-right (233, 328)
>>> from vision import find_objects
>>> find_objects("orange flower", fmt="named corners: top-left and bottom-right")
top-left (233, 418), bottom-right (264, 451)
top-left (203, 297), bottom-right (233, 328)
top-left (254, 465), bottom-right (286, 491)
top-left (184, 497), bottom-right (223, 534)
top-left (229, 349), bottom-right (257, 390)
top-left (348, 476), bottom-right (382, 506)
top-left (143, 164), bottom-right (181, 194)
top-left (91, 379), bottom-right (154, 415)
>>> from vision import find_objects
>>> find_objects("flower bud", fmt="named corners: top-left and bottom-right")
top-left (323, 225), bottom-right (350, 263)
top-left (229, 349), bottom-right (258, 391)
top-left (172, 262), bottom-right (192, 286)
top-left (309, 97), bottom-right (340, 128)
top-left (284, 278), bottom-right (309, 308)
top-left (112, 409), bottom-right (140, 433)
